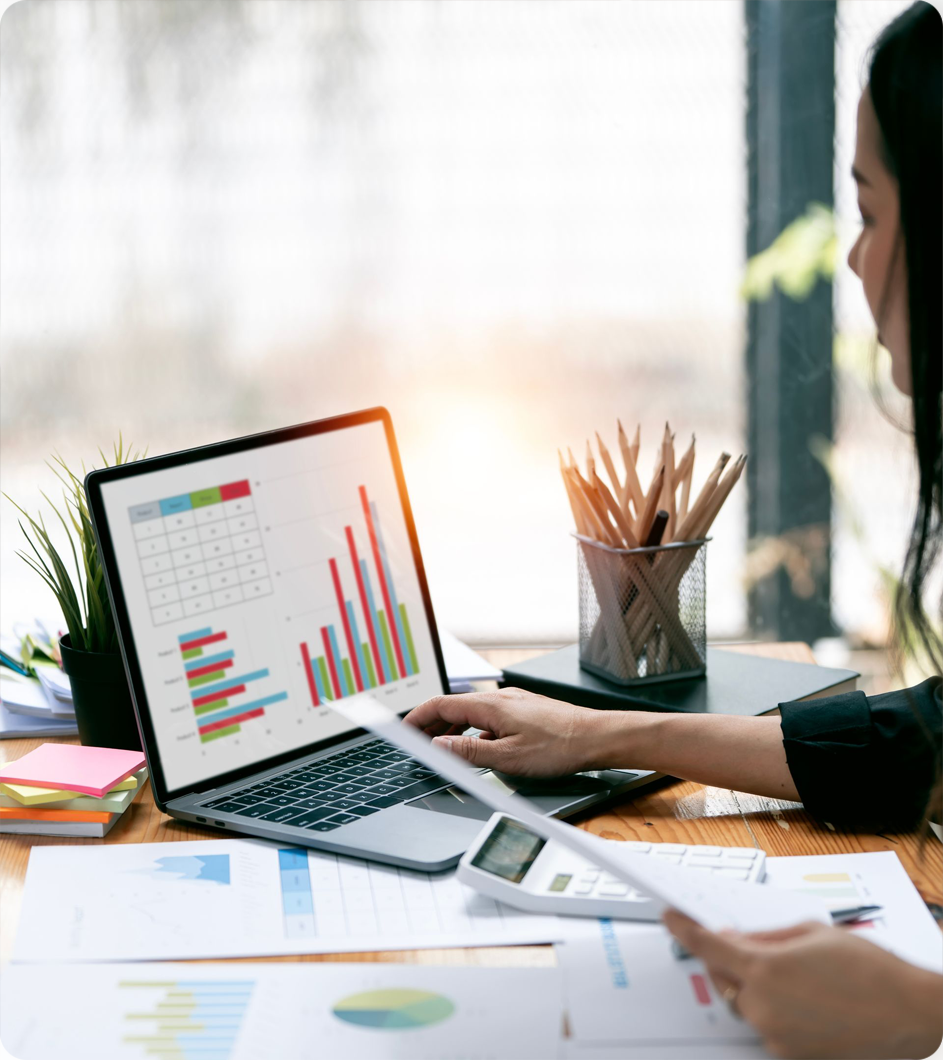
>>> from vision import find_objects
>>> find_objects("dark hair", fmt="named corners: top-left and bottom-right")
top-left (868, 2), bottom-right (942, 822)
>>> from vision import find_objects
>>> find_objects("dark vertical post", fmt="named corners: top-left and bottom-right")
top-left (745, 0), bottom-right (836, 642)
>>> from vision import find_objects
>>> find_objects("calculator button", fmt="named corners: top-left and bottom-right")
top-left (573, 883), bottom-right (595, 895)
top-left (653, 844), bottom-right (686, 854)
top-left (624, 842), bottom-right (652, 852)
top-left (687, 856), bottom-right (726, 868)
top-left (598, 883), bottom-right (631, 897)
top-left (687, 846), bottom-right (721, 857)
top-left (716, 867), bottom-right (751, 880)
top-left (580, 870), bottom-right (601, 883)
top-left (654, 853), bottom-right (683, 865)
top-left (723, 848), bottom-right (758, 860)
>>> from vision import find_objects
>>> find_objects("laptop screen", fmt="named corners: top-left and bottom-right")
top-left (93, 415), bottom-right (446, 794)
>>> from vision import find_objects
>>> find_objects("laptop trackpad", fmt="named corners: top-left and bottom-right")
top-left (406, 771), bottom-right (612, 820)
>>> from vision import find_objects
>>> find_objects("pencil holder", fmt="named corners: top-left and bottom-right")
top-left (575, 534), bottom-right (708, 686)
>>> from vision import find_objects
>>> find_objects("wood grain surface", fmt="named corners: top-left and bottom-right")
top-left (2, 642), bottom-right (939, 967)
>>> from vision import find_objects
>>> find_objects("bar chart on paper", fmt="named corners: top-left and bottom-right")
top-left (298, 486), bottom-right (420, 707)
top-left (178, 626), bottom-right (287, 744)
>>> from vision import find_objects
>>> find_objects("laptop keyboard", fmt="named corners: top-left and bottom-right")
top-left (198, 739), bottom-right (452, 832)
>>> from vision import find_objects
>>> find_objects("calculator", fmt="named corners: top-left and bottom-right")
top-left (457, 813), bottom-right (767, 921)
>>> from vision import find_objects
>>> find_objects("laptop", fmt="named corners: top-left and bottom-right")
top-left (86, 408), bottom-right (657, 871)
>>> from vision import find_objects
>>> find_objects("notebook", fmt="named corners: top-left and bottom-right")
top-left (501, 645), bottom-right (858, 716)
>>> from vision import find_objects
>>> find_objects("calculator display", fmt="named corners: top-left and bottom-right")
top-left (471, 817), bottom-right (546, 884)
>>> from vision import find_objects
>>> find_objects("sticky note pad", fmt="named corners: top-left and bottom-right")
top-left (0, 767), bottom-right (147, 806)
top-left (0, 744), bottom-right (146, 798)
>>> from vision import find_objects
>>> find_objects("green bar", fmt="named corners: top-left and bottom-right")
top-left (378, 610), bottom-right (396, 680)
top-left (317, 657), bottom-right (333, 701)
top-left (180, 647), bottom-right (202, 661)
top-left (189, 486), bottom-right (222, 508)
top-left (342, 658), bottom-right (354, 695)
top-left (187, 669), bottom-right (225, 688)
top-left (362, 643), bottom-right (377, 688)
top-left (194, 698), bottom-right (228, 716)
top-left (399, 604), bottom-right (419, 674)
top-left (200, 724), bottom-right (240, 744)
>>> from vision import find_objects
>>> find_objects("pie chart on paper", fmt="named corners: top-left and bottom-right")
top-left (332, 988), bottom-right (455, 1030)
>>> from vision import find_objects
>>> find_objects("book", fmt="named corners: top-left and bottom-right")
top-left (0, 744), bottom-right (146, 798)
top-left (0, 767), bottom-right (146, 805)
top-left (501, 644), bottom-right (858, 716)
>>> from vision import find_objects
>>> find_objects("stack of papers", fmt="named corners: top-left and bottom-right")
top-left (1, 638), bottom-right (77, 738)
top-left (0, 743), bottom-right (148, 837)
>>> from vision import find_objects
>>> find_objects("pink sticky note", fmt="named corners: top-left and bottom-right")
top-left (0, 744), bottom-right (146, 798)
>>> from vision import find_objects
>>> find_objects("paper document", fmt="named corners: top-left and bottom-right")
top-left (439, 629), bottom-right (503, 683)
top-left (765, 851), bottom-right (943, 973)
top-left (557, 919), bottom-right (760, 1048)
top-left (331, 694), bottom-right (830, 932)
top-left (1, 960), bottom-right (565, 1060)
top-left (14, 838), bottom-right (564, 962)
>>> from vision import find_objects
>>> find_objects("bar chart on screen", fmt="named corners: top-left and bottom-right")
top-left (294, 485), bottom-right (421, 707)
top-left (177, 625), bottom-right (288, 745)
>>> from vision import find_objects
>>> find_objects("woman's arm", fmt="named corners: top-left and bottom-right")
top-left (404, 687), bottom-right (800, 799)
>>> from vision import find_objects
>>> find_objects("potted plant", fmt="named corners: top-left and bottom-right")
top-left (5, 439), bottom-right (145, 750)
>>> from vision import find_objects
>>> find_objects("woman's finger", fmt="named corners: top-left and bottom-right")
top-left (662, 910), bottom-right (757, 980)
top-left (404, 693), bottom-right (499, 734)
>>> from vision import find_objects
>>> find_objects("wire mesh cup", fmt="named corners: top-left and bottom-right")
top-left (575, 534), bottom-right (708, 686)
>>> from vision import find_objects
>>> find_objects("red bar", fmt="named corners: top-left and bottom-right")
top-left (193, 684), bottom-right (245, 708)
top-left (179, 631), bottom-right (228, 652)
top-left (300, 641), bottom-right (320, 707)
top-left (186, 658), bottom-right (234, 681)
top-left (321, 626), bottom-right (342, 700)
top-left (219, 479), bottom-right (251, 501)
top-left (199, 707), bottom-right (264, 735)
top-left (329, 558), bottom-right (363, 693)
top-left (359, 485), bottom-right (406, 679)
top-left (690, 974), bottom-right (711, 1006)
top-left (346, 525), bottom-right (386, 684)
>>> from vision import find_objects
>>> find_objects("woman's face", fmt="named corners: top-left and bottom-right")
top-left (847, 87), bottom-right (910, 395)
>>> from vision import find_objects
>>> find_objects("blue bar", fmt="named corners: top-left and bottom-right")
top-left (191, 669), bottom-right (270, 700)
top-left (371, 500), bottom-right (412, 676)
top-left (160, 494), bottom-right (194, 516)
top-left (360, 558), bottom-right (390, 683)
top-left (278, 848), bottom-right (308, 871)
top-left (179, 628), bottom-right (212, 644)
top-left (197, 692), bottom-right (288, 729)
top-left (185, 650), bottom-right (234, 672)
top-left (327, 625), bottom-right (349, 697)
top-left (309, 657), bottom-right (327, 703)
top-left (346, 601), bottom-right (369, 689)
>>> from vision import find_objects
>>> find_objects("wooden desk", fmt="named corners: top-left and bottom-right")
top-left (2, 642), bottom-right (939, 967)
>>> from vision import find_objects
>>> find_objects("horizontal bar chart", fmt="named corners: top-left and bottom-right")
top-left (178, 629), bottom-right (286, 744)
top-left (298, 485), bottom-right (419, 708)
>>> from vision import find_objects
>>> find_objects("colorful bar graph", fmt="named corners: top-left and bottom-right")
top-left (179, 628), bottom-right (285, 745)
top-left (297, 485), bottom-right (420, 709)
top-left (120, 977), bottom-right (254, 1058)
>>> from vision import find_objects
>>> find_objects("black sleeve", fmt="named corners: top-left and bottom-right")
top-left (779, 677), bottom-right (942, 832)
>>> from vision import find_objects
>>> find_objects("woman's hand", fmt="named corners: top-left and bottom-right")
top-left (403, 687), bottom-right (621, 777)
top-left (664, 910), bottom-right (943, 1059)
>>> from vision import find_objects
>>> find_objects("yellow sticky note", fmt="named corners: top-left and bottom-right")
top-left (0, 766), bottom-right (146, 805)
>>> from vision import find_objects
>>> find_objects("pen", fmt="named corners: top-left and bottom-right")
top-left (670, 905), bottom-right (884, 959)
top-left (0, 650), bottom-right (31, 677)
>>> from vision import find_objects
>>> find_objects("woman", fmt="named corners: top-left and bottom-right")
top-left (405, 4), bottom-right (942, 1056)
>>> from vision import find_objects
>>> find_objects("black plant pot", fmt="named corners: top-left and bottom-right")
top-left (59, 634), bottom-right (142, 750)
